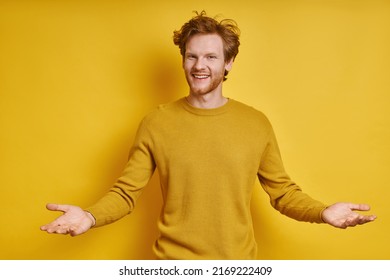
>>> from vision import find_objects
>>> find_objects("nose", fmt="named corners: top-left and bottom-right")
top-left (193, 58), bottom-right (206, 70)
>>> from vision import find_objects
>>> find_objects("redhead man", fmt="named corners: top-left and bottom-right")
top-left (41, 11), bottom-right (376, 260)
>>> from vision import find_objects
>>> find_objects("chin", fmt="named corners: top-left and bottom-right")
top-left (189, 86), bottom-right (209, 96)
top-left (191, 90), bottom-right (212, 96)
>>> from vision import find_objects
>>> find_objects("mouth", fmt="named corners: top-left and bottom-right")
top-left (192, 73), bottom-right (210, 80)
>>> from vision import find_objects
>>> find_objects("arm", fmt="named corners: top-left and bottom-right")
top-left (41, 117), bottom-right (156, 233)
top-left (321, 202), bottom-right (376, 229)
top-left (85, 117), bottom-right (156, 227)
top-left (258, 125), bottom-right (377, 227)
top-left (40, 203), bottom-right (95, 236)
top-left (258, 127), bottom-right (327, 223)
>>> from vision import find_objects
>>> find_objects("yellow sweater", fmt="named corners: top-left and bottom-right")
top-left (86, 98), bottom-right (327, 259)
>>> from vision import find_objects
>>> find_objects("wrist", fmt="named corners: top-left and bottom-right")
top-left (85, 211), bottom-right (96, 227)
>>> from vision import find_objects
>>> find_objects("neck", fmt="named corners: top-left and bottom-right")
top-left (186, 93), bottom-right (228, 109)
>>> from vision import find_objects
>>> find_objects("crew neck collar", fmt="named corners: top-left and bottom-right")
top-left (180, 97), bottom-right (233, 116)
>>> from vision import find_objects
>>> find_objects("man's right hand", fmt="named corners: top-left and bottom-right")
top-left (40, 203), bottom-right (95, 236)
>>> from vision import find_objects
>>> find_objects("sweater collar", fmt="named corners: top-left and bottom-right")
top-left (180, 97), bottom-right (233, 116)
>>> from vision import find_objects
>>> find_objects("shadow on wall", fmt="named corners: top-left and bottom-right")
top-left (115, 48), bottom-right (185, 259)
top-left (142, 47), bottom-right (186, 106)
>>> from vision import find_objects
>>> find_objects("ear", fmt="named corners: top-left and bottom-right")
top-left (225, 58), bottom-right (234, 72)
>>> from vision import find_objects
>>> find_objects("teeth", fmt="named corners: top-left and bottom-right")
top-left (194, 75), bottom-right (209, 79)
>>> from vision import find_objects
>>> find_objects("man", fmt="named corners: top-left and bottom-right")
top-left (41, 11), bottom-right (376, 260)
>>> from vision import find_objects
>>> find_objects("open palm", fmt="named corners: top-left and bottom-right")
top-left (40, 203), bottom-right (95, 236)
top-left (322, 202), bottom-right (376, 229)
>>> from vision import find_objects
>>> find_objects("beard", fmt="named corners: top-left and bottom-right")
top-left (185, 70), bottom-right (225, 96)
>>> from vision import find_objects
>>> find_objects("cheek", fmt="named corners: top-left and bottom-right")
top-left (183, 62), bottom-right (193, 73)
top-left (216, 65), bottom-right (227, 77)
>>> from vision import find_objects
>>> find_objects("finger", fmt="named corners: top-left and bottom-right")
top-left (46, 203), bottom-right (60, 211)
top-left (56, 227), bottom-right (70, 235)
top-left (40, 224), bottom-right (49, 231)
top-left (345, 214), bottom-right (376, 227)
top-left (48, 228), bottom-right (69, 235)
top-left (344, 217), bottom-right (357, 227)
top-left (69, 226), bottom-right (82, 237)
top-left (46, 203), bottom-right (70, 213)
top-left (369, 214), bottom-right (377, 221)
top-left (41, 217), bottom-right (66, 231)
top-left (40, 221), bottom-right (60, 231)
top-left (46, 223), bottom-right (70, 235)
top-left (348, 203), bottom-right (371, 212)
top-left (358, 214), bottom-right (377, 224)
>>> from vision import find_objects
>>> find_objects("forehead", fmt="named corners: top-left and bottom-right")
top-left (185, 33), bottom-right (224, 54)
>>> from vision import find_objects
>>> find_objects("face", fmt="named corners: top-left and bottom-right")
top-left (183, 33), bottom-right (233, 97)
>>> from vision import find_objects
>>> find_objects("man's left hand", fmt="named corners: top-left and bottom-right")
top-left (321, 202), bottom-right (376, 229)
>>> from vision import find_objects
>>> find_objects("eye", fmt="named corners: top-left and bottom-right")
top-left (207, 55), bottom-right (217, 60)
top-left (186, 54), bottom-right (196, 60)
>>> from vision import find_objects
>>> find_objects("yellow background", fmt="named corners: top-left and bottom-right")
top-left (1, 0), bottom-right (389, 259)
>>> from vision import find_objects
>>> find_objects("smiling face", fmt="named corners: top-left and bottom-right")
top-left (183, 33), bottom-right (233, 97)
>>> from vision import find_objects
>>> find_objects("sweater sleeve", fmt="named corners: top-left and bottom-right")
top-left (257, 127), bottom-right (327, 223)
top-left (85, 118), bottom-right (156, 227)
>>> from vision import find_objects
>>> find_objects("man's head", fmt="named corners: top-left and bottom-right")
top-left (173, 11), bottom-right (240, 81)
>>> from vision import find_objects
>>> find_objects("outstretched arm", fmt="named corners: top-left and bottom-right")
top-left (321, 202), bottom-right (376, 229)
top-left (40, 203), bottom-right (96, 236)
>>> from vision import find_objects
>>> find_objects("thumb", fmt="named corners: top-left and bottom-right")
top-left (349, 203), bottom-right (371, 211)
top-left (45, 203), bottom-right (71, 213)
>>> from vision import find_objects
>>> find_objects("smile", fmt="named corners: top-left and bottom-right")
top-left (193, 74), bottom-right (210, 79)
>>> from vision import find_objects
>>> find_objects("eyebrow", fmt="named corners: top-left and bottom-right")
top-left (185, 52), bottom-right (220, 57)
